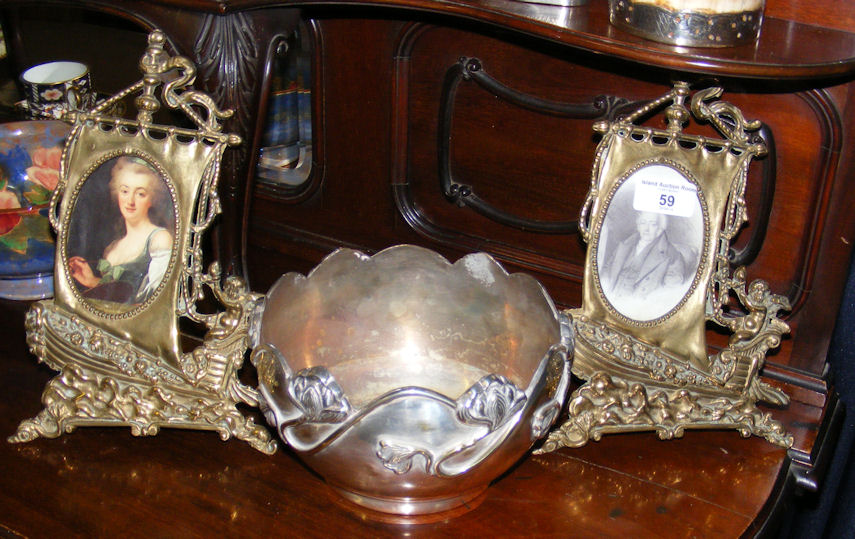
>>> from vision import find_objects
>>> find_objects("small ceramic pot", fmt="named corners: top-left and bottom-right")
top-left (21, 61), bottom-right (95, 120)
top-left (0, 121), bottom-right (70, 299)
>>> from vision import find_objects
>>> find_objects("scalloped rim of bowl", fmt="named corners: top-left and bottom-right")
top-left (258, 245), bottom-right (562, 395)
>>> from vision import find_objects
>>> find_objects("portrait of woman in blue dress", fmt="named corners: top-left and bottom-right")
top-left (67, 155), bottom-right (174, 308)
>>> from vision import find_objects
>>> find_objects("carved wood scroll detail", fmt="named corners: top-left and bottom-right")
top-left (438, 57), bottom-right (632, 234)
top-left (192, 12), bottom-right (261, 273)
top-left (193, 12), bottom-right (260, 146)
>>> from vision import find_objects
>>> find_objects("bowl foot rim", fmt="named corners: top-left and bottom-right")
top-left (329, 484), bottom-right (488, 520)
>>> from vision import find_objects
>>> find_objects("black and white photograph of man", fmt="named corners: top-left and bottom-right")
top-left (596, 165), bottom-right (703, 321)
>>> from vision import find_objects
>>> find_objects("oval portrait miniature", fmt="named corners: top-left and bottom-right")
top-left (595, 163), bottom-right (704, 322)
top-left (65, 155), bottom-right (176, 314)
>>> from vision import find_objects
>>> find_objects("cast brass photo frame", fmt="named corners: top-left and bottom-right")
top-left (539, 82), bottom-right (793, 451)
top-left (9, 31), bottom-right (276, 454)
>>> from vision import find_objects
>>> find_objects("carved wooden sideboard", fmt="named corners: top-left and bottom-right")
top-left (1, 0), bottom-right (854, 536)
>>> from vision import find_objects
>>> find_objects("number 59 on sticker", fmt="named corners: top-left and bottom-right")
top-left (632, 173), bottom-right (698, 218)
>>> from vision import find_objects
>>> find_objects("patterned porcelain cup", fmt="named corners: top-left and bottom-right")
top-left (21, 61), bottom-right (95, 120)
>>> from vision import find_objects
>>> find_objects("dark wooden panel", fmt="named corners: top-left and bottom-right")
top-left (248, 16), bottom-right (426, 274)
top-left (401, 25), bottom-right (838, 308)
top-left (5, 1), bottom-right (853, 378)
top-left (766, 0), bottom-right (855, 31)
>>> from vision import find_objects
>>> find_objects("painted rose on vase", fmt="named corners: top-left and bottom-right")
top-left (0, 144), bottom-right (61, 252)
top-left (0, 182), bottom-right (22, 237)
top-left (0, 121), bottom-right (69, 289)
top-left (27, 146), bottom-right (63, 194)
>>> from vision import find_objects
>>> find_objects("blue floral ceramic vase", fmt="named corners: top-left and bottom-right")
top-left (0, 121), bottom-right (70, 299)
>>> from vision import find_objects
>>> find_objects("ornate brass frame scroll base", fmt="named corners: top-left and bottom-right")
top-left (9, 31), bottom-right (276, 454)
top-left (538, 84), bottom-right (793, 452)
top-left (541, 298), bottom-right (791, 451)
top-left (12, 268), bottom-right (273, 453)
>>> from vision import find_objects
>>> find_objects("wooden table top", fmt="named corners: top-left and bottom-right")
top-left (0, 299), bottom-right (800, 537)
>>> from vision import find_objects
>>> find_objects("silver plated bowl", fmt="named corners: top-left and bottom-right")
top-left (251, 245), bottom-right (573, 516)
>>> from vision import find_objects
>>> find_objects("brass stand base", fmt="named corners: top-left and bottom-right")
top-left (537, 299), bottom-right (794, 452)
top-left (536, 371), bottom-right (792, 453)
top-left (9, 362), bottom-right (276, 454)
top-left (9, 284), bottom-right (277, 455)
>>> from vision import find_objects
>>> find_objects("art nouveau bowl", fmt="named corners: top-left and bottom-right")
top-left (251, 245), bottom-right (573, 516)
top-left (0, 120), bottom-right (69, 299)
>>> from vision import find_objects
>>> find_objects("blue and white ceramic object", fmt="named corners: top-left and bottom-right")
top-left (21, 61), bottom-right (95, 120)
top-left (0, 121), bottom-right (70, 299)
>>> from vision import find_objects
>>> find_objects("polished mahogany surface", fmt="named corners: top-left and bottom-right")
top-left (0, 300), bottom-right (813, 537)
top-left (147, 0), bottom-right (855, 78)
top-left (1, 0), bottom-right (853, 535)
